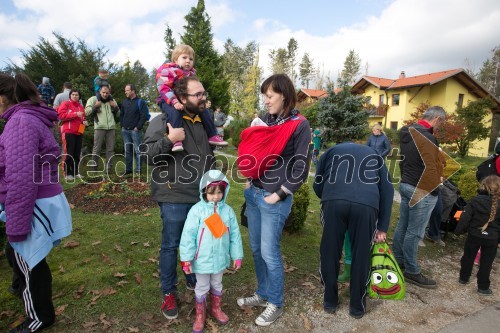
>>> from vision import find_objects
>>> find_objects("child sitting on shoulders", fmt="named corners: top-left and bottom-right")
top-left (455, 175), bottom-right (500, 295)
top-left (93, 69), bottom-right (114, 102)
top-left (179, 170), bottom-right (243, 332)
top-left (156, 44), bottom-right (227, 152)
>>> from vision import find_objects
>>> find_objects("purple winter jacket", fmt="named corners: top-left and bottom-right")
top-left (0, 101), bottom-right (63, 242)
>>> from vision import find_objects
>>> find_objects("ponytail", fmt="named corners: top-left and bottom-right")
top-left (479, 175), bottom-right (500, 232)
top-left (14, 73), bottom-right (41, 104)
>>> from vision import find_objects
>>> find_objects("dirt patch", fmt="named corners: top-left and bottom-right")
top-left (64, 179), bottom-right (156, 213)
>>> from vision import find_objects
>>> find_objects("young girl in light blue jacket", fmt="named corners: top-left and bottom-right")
top-left (180, 170), bottom-right (243, 333)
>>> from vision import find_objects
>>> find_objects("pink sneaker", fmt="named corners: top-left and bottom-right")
top-left (172, 141), bottom-right (184, 152)
top-left (208, 135), bottom-right (228, 146)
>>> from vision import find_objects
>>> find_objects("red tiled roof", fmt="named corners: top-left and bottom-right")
top-left (362, 76), bottom-right (395, 89)
top-left (300, 89), bottom-right (327, 98)
top-left (390, 69), bottom-right (462, 88)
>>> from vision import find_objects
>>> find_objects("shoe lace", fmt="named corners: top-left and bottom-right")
top-left (162, 293), bottom-right (176, 311)
top-left (260, 303), bottom-right (277, 319)
top-left (246, 294), bottom-right (261, 304)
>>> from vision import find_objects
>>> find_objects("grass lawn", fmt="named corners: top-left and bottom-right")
top-left (0, 148), bottom-right (480, 332)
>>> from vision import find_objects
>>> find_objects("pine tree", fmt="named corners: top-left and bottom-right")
top-left (269, 48), bottom-right (289, 74)
top-left (181, 0), bottom-right (230, 110)
top-left (340, 49), bottom-right (361, 85)
top-left (287, 38), bottom-right (299, 82)
top-left (163, 24), bottom-right (177, 61)
top-left (316, 79), bottom-right (369, 143)
top-left (299, 53), bottom-right (315, 88)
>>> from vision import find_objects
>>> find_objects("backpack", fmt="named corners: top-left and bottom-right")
top-left (367, 242), bottom-right (405, 300)
top-left (475, 154), bottom-right (498, 182)
top-left (137, 98), bottom-right (151, 120)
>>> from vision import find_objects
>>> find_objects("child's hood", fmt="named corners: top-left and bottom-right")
top-left (199, 170), bottom-right (230, 204)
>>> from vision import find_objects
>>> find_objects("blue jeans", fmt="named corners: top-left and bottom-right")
top-left (393, 183), bottom-right (438, 275)
top-left (121, 128), bottom-right (142, 173)
top-left (158, 202), bottom-right (196, 295)
top-left (244, 184), bottom-right (293, 307)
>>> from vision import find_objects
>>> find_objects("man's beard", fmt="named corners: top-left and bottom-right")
top-left (184, 99), bottom-right (206, 114)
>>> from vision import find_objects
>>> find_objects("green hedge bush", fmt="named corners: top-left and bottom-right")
top-left (285, 183), bottom-right (310, 233)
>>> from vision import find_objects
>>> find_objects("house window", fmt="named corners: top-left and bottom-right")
top-left (458, 93), bottom-right (464, 108)
top-left (392, 94), bottom-right (400, 106)
top-left (390, 121), bottom-right (398, 130)
top-left (366, 96), bottom-right (372, 104)
top-left (379, 94), bottom-right (385, 106)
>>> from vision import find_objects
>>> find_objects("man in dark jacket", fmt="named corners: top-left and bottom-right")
top-left (314, 141), bottom-right (393, 319)
top-left (120, 84), bottom-right (148, 175)
top-left (142, 76), bottom-right (215, 321)
top-left (393, 106), bottom-right (446, 289)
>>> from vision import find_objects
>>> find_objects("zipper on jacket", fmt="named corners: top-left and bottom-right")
top-left (195, 228), bottom-right (205, 260)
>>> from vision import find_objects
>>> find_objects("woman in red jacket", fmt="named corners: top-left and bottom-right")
top-left (58, 89), bottom-right (87, 180)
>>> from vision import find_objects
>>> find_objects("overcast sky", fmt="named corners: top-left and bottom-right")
top-left (1, 0), bottom-right (499, 86)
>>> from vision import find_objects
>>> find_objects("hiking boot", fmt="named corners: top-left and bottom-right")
top-left (425, 234), bottom-right (445, 247)
top-left (323, 302), bottom-right (337, 314)
top-left (418, 240), bottom-right (426, 247)
top-left (208, 291), bottom-right (229, 325)
top-left (65, 175), bottom-right (74, 181)
top-left (9, 318), bottom-right (54, 333)
top-left (161, 293), bottom-right (178, 319)
top-left (193, 294), bottom-right (206, 333)
top-left (338, 264), bottom-right (351, 282)
top-left (349, 312), bottom-right (364, 319)
top-left (208, 135), bottom-right (228, 146)
top-left (478, 288), bottom-right (493, 295)
top-left (255, 303), bottom-right (283, 327)
top-left (237, 293), bottom-right (267, 307)
top-left (404, 272), bottom-right (437, 289)
top-left (458, 278), bottom-right (469, 285)
top-left (172, 141), bottom-right (184, 152)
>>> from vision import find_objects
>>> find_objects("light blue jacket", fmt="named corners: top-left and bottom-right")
top-left (179, 170), bottom-right (243, 274)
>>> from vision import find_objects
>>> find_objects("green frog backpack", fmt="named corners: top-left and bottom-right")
top-left (367, 242), bottom-right (405, 300)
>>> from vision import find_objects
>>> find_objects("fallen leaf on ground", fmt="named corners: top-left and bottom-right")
top-left (113, 272), bottom-right (126, 278)
top-left (130, 241), bottom-right (138, 245)
top-left (152, 272), bottom-right (159, 278)
top-left (134, 273), bottom-right (142, 285)
top-left (0, 310), bottom-right (15, 319)
top-left (300, 313), bottom-right (313, 330)
top-left (116, 280), bottom-right (129, 287)
top-left (101, 288), bottom-right (117, 296)
top-left (101, 253), bottom-right (111, 263)
top-left (284, 264), bottom-right (297, 273)
top-left (92, 241), bottom-right (102, 246)
top-left (113, 212), bottom-right (120, 215)
top-left (143, 242), bottom-right (150, 247)
top-left (82, 321), bottom-right (98, 328)
top-left (127, 327), bottom-right (140, 332)
top-left (302, 282), bottom-right (316, 290)
top-left (55, 304), bottom-right (68, 316)
top-left (82, 258), bottom-right (91, 264)
top-left (52, 292), bottom-right (65, 300)
top-left (114, 244), bottom-right (123, 252)
top-left (143, 213), bottom-right (152, 217)
top-left (63, 240), bottom-right (80, 248)
top-left (69, 203), bottom-right (75, 209)
top-left (239, 306), bottom-right (254, 316)
top-left (59, 264), bottom-right (65, 273)
top-left (127, 258), bottom-right (132, 266)
top-left (133, 209), bottom-right (139, 213)
top-left (206, 318), bottom-right (218, 332)
top-left (224, 268), bottom-right (237, 275)
top-left (99, 313), bottom-right (112, 328)
top-left (148, 257), bottom-right (158, 263)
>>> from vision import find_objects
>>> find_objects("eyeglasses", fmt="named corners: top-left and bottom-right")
top-left (186, 91), bottom-right (208, 100)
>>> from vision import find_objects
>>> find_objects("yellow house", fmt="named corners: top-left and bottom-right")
top-left (297, 88), bottom-right (327, 105)
top-left (351, 69), bottom-right (500, 156)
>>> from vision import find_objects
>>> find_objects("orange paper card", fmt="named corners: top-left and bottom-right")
top-left (454, 210), bottom-right (463, 220)
top-left (78, 123), bottom-right (85, 134)
top-left (204, 212), bottom-right (227, 238)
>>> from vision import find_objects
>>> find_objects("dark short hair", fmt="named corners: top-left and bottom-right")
top-left (63, 82), bottom-right (72, 89)
top-left (260, 74), bottom-right (297, 116)
top-left (173, 76), bottom-right (201, 100)
top-left (69, 89), bottom-right (81, 99)
top-left (126, 84), bottom-right (136, 92)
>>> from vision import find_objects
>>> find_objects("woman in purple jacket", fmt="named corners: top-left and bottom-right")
top-left (0, 73), bottom-right (72, 332)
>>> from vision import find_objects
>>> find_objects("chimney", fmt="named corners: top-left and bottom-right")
top-left (399, 71), bottom-right (406, 79)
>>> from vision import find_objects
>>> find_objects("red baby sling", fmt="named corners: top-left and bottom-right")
top-left (237, 114), bottom-right (305, 179)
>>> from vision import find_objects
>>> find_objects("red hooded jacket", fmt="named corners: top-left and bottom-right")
top-left (58, 99), bottom-right (86, 135)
